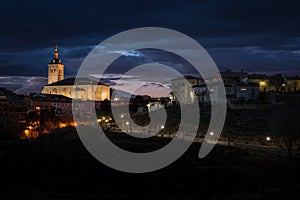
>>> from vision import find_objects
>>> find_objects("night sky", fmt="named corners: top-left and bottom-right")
top-left (1, 0), bottom-right (300, 94)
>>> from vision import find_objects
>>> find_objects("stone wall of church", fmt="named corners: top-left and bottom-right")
top-left (48, 64), bottom-right (64, 84)
top-left (42, 85), bottom-right (110, 101)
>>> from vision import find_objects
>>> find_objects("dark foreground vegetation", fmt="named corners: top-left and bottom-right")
top-left (1, 127), bottom-right (300, 200)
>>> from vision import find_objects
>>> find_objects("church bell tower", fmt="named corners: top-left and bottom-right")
top-left (48, 44), bottom-right (64, 84)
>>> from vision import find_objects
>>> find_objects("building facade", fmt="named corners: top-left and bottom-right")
top-left (171, 76), bottom-right (200, 104)
top-left (42, 45), bottom-right (110, 101)
top-left (285, 76), bottom-right (300, 92)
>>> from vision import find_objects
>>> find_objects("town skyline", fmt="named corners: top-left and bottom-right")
top-left (2, 1), bottom-right (300, 198)
top-left (1, 0), bottom-right (300, 96)
top-left (1, 43), bottom-right (300, 97)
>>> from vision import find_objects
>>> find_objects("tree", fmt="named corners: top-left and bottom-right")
top-left (26, 110), bottom-right (38, 125)
top-left (99, 99), bottom-right (111, 117)
top-left (271, 106), bottom-right (300, 158)
top-left (269, 74), bottom-right (284, 92)
top-left (223, 111), bottom-right (240, 147)
top-left (129, 95), bottom-right (149, 114)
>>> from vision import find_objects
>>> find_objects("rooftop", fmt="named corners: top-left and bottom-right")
top-left (45, 78), bottom-right (108, 86)
top-left (30, 93), bottom-right (72, 103)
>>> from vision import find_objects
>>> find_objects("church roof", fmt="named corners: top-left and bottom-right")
top-left (30, 93), bottom-right (72, 102)
top-left (45, 78), bottom-right (108, 86)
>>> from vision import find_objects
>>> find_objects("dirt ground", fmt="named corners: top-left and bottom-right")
top-left (0, 128), bottom-right (300, 200)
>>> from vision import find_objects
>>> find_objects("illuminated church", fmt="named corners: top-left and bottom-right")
top-left (42, 45), bottom-right (110, 101)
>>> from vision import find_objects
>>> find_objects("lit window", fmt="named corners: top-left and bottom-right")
top-left (259, 81), bottom-right (266, 86)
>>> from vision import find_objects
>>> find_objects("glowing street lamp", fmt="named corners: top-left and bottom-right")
top-left (209, 131), bottom-right (214, 136)
top-left (24, 130), bottom-right (30, 138)
top-left (266, 136), bottom-right (271, 141)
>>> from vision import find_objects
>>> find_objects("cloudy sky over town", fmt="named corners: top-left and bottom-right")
top-left (1, 0), bottom-right (300, 95)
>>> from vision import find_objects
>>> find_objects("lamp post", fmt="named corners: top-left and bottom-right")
top-left (266, 136), bottom-right (271, 146)
top-left (209, 131), bottom-right (214, 143)
top-left (124, 121), bottom-right (129, 132)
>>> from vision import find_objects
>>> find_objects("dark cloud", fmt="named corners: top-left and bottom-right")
top-left (1, 0), bottom-right (300, 79)
top-left (0, 76), bottom-right (47, 94)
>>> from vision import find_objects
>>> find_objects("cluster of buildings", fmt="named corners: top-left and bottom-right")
top-left (1, 44), bottom-right (300, 139)
top-left (0, 88), bottom-right (75, 139)
top-left (41, 45), bottom-right (110, 101)
top-left (0, 46), bottom-right (111, 139)
top-left (170, 69), bottom-right (300, 105)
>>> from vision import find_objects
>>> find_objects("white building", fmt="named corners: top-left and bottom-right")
top-left (42, 45), bottom-right (110, 101)
top-left (170, 76), bottom-right (200, 104)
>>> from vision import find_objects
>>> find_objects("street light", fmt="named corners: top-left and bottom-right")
top-left (266, 136), bottom-right (271, 141)
top-left (209, 131), bottom-right (214, 143)
top-left (24, 130), bottom-right (30, 138)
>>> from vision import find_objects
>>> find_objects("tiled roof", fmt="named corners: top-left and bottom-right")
top-left (236, 82), bottom-right (259, 86)
top-left (247, 74), bottom-right (269, 79)
top-left (30, 93), bottom-right (72, 102)
top-left (286, 76), bottom-right (300, 80)
top-left (46, 78), bottom-right (108, 86)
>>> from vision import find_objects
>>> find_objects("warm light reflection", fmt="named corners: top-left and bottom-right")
top-left (59, 123), bottom-right (66, 128)
top-left (259, 81), bottom-right (266, 86)
top-left (24, 130), bottom-right (30, 137)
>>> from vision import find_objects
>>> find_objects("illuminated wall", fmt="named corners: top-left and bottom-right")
top-left (42, 84), bottom-right (110, 101)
